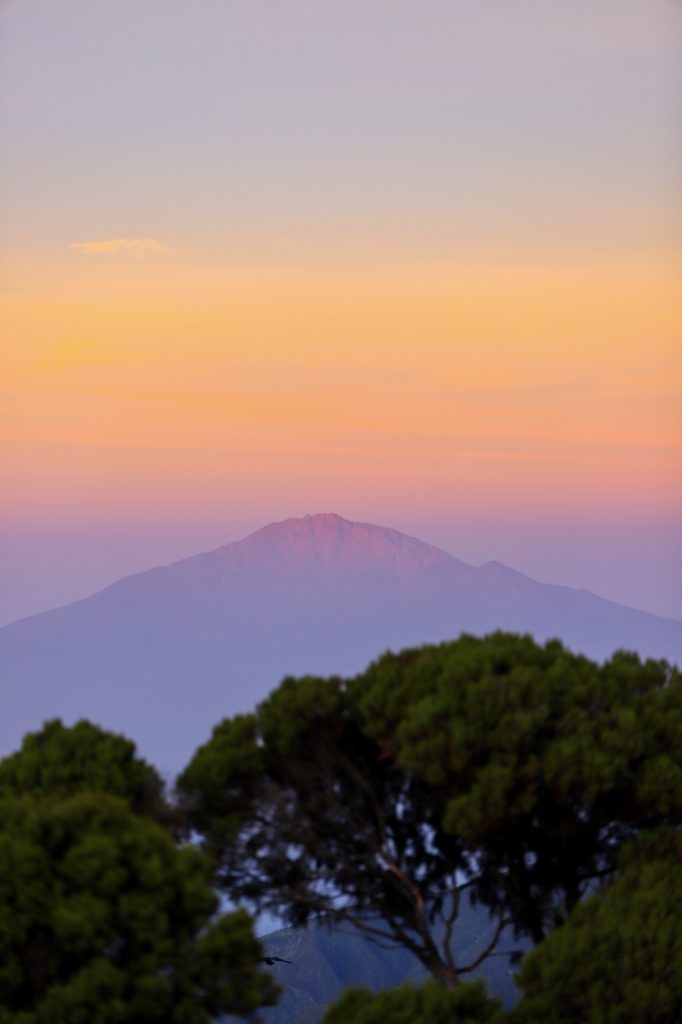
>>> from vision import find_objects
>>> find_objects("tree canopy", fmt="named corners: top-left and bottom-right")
top-left (321, 979), bottom-right (503, 1024)
top-left (178, 631), bottom-right (682, 987)
top-left (0, 721), bottom-right (280, 1022)
top-left (512, 828), bottom-right (682, 1024)
top-left (0, 719), bottom-right (167, 823)
top-left (352, 633), bottom-right (682, 943)
top-left (0, 791), bottom-right (279, 1023)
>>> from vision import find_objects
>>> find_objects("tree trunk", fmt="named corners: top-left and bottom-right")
top-left (427, 957), bottom-right (461, 989)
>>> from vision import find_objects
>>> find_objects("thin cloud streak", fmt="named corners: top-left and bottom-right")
top-left (70, 238), bottom-right (174, 258)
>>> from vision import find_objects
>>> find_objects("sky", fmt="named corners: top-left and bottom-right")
top-left (1, 0), bottom-right (681, 626)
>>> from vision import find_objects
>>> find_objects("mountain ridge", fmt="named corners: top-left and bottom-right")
top-left (4, 514), bottom-right (677, 629)
top-left (2, 513), bottom-right (681, 771)
top-left (0, 514), bottom-right (468, 632)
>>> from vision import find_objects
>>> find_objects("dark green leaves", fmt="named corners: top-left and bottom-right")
top-left (0, 722), bottom-right (279, 1022)
top-left (0, 793), bottom-right (279, 1022)
top-left (513, 830), bottom-right (682, 1024)
top-left (322, 979), bottom-right (503, 1024)
top-left (179, 631), bottom-right (682, 987)
top-left (0, 719), bottom-right (166, 822)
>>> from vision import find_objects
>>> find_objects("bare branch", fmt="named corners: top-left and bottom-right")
top-left (458, 915), bottom-right (509, 975)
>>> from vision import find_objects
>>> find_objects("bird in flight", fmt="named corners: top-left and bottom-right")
top-left (259, 956), bottom-right (293, 966)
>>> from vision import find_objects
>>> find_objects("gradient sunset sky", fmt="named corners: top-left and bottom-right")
top-left (1, 0), bottom-right (681, 625)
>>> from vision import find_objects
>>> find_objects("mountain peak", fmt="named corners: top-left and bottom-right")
top-left (229, 513), bottom-right (467, 577)
top-left (258, 512), bottom-right (354, 537)
top-left (2, 512), bottom-right (681, 773)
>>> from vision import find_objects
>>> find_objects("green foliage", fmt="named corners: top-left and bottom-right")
top-left (178, 632), bottom-right (682, 988)
top-left (0, 791), bottom-right (280, 1022)
top-left (177, 713), bottom-right (266, 846)
top-left (512, 829), bottom-right (682, 1024)
top-left (322, 979), bottom-right (504, 1024)
top-left (353, 634), bottom-right (682, 941)
top-left (0, 720), bottom-right (167, 822)
top-left (179, 672), bottom-right (469, 980)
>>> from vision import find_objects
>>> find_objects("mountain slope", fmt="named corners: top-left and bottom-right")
top-left (258, 894), bottom-right (525, 1024)
top-left (2, 513), bottom-right (680, 770)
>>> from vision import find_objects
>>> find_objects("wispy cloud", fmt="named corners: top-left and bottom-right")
top-left (70, 238), bottom-right (174, 258)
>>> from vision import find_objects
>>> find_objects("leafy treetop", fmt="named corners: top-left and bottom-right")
top-left (322, 979), bottom-right (503, 1024)
top-left (178, 632), bottom-right (682, 988)
top-left (0, 720), bottom-right (167, 822)
top-left (352, 633), bottom-right (682, 941)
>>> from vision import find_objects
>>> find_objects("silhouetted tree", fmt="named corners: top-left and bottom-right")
top-left (353, 635), bottom-right (682, 946)
top-left (178, 632), bottom-right (682, 988)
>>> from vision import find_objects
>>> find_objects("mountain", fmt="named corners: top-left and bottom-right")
top-left (257, 895), bottom-right (525, 1024)
top-left (1, 512), bottom-right (681, 771)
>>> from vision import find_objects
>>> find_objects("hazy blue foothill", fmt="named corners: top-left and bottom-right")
top-left (1, 513), bottom-right (680, 771)
top-left (256, 896), bottom-right (525, 1024)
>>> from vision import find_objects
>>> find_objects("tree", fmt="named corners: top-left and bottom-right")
top-left (178, 675), bottom-right (480, 987)
top-left (178, 632), bottom-right (682, 988)
top-left (352, 634), bottom-right (682, 945)
top-left (512, 829), bottom-right (682, 1024)
top-left (321, 979), bottom-right (503, 1024)
top-left (0, 719), bottom-right (167, 823)
top-left (0, 791), bottom-right (280, 1023)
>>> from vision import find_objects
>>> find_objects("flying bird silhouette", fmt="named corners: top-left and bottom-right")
top-left (259, 956), bottom-right (292, 965)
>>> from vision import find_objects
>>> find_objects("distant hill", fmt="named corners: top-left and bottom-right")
top-left (256, 895), bottom-right (525, 1024)
top-left (2, 513), bottom-right (680, 770)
